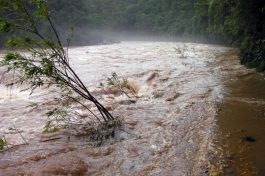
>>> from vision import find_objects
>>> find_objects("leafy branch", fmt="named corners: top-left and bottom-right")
top-left (99, 72), bottom-right (138, 98)
top-left (0, 0), bottom-right (118, 138)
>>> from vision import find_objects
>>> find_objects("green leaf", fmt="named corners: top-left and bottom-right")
top-left (70, 25), bottom-right (74, 31)
top-left (0, 138), bottom-right (4, 150)
top-left (0, 19), bottom-right (16, 33)
top-left (46, 110), bottom-right (54, 117)
top-left (3, 53), bottom-right (15, 62)
top-left (44, 120), bottom-right (51, 129)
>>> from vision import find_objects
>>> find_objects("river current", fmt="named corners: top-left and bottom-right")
top-left (0, 41), bottom-right (262, 175)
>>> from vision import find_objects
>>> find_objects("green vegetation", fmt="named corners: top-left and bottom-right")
top-left (0, 137), bottom-right (5, 150)
top-left (204, 0), bottom-right (265, 71)
top-left (1, 0), bottom-right (263, 71)
top-left (101, 72), bottom-right (137, 98)
top-left (0, 0), bottom-right (121, 142)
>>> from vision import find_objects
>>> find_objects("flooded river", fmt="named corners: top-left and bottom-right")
top-left (0, 41), bottom-right (263, 175)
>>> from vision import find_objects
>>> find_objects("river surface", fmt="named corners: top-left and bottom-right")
top-left (0, 41), bottom-right (263, 175)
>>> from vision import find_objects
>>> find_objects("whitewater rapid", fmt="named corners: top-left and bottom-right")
top-left (0, 41), bottom-right (232, 175)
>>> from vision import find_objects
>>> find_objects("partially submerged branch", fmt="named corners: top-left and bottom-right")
top-left (0, 0), bottom-right (116, 140)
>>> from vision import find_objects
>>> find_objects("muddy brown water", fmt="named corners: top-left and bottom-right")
top-left (213, 50), bottom-right (265, 176)
top-left (0, 41), bottom-right (263, 175)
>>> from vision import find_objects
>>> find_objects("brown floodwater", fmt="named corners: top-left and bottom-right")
top-left (0, 41), bottom-right (262, 175)
top-left (213, 50), bottom-right (265, 175)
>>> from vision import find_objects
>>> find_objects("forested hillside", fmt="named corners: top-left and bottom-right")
top-left (1, 0), bottom-right (264, 71)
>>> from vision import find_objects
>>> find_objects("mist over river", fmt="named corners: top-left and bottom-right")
top-left (0, 41), bottom-right (263, 175)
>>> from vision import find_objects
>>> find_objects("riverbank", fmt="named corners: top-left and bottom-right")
top-left (212, 49), bottom-right (265, 175)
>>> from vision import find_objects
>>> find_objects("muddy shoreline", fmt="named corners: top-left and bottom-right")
top-left (213, 49), bottom-right (265, 175)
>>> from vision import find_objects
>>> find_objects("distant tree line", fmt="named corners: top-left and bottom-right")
top-left (1, 0), bottom-right (264, 71)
